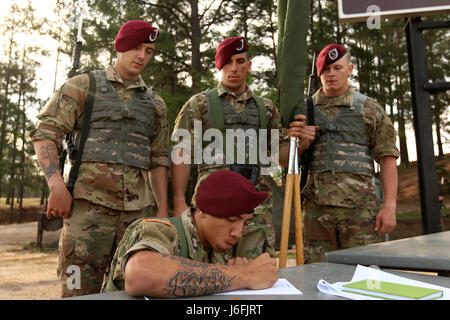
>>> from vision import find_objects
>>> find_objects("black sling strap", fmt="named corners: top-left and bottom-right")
top-left (169, 216), bottom-right (189, 258)
top-left (66, 72), bottom-right (96, 194)
top-left (299, 96), bottom-right (315, 192)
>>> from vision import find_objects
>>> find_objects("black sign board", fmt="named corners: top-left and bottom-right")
top-left (337, 0), bottom-right (450, 22)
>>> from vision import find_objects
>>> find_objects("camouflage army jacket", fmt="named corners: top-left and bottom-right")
top-left (172, 82), bottom-right (288, 192)
top-left (172, 82), bottom-right (288, 165)
top-left (301, 88), bottom-right (400, 209)
top-left (30, 66), bottom-right (169, 211)
top-left (102, 208), bottom-right (232, 292)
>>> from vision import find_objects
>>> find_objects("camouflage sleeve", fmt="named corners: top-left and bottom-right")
top-left (118, 219), bottom-right (179, 279)
top-left (172, 94), bottom-right (205, 162)
top-left (263, 98), bottom-right (289, 147)
top-left (29, 74), bottom-right (90, 148)
top-left (173, 94), bottom-right (205, 133)
top-left (150, 93), bottom-right (169, 169)
top-left (364, 98), bottom-right (400, 162)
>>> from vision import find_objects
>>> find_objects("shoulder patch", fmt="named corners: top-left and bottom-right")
top-left (142, 218), bottom-right (172, 227)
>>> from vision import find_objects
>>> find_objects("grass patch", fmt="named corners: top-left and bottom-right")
top-left (275, 249), bottom-right (297, 259)
top-left (397, 210), bottom-right (421, 220)
top-left (397, 207), bottom-right (450, 220)
top-left (19, 241), bottom-right (58, 253)
top-left (0, 197), bottom-right (42, 210)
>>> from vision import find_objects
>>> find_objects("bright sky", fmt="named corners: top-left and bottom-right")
top-left (0, 0), bottom-right (71, 121)
top-left (0, 0), bottom-right (448, 161)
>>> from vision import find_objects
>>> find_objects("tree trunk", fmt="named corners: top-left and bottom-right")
top-left (397, 97), bottom-right (409, 166)
top-left (268, 1), bottom-right (278, 84)
top-left (433, 100), bottom-right (444, 159)
top-left (7, 103), bottom-right (20, 225)
top-left (18, 46), bottom-right (28, 223)
top-left (40, 177), bottom-right (47, 206)
top-left (189, 0), bottom-right (202, 90)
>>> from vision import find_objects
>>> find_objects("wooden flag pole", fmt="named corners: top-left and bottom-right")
top-left (279, 138), bottom-right (296, 268)
top-left (279, 137), bottom-right (304, 268)
top-left (293, 146), bottom-right (304, 265)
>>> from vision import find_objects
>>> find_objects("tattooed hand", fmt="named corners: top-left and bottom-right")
top-left (227, 257), bottom-right (249, 266)
top-left (240, 253), bottom-right (278, 290)
top-left (33, 140), bottom-right (72, 219)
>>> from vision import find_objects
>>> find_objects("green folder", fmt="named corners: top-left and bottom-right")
top-left (342, 279), bottom-right (443, 300)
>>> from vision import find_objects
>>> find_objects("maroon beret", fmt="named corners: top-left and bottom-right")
top-left (215, 37), bottom-right (248, 70)
top-left (316, 44), bottom-right (348, 76)
top-left (114, 20), bottom-right (159, 52)
top-left (195, 170), bottom-right (268, 218)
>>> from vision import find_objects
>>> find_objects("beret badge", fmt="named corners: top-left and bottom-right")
top-left (328, 48), bottom-right (339, 60)
top-left (149, 29), bottom-right (159, 43)
top-left (236, 38), bottom-right (245, 51)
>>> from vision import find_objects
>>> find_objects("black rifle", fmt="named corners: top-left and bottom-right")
top-left (58, 10), bottom-right (94, 195)
top-left (68, 10), bottom-right (83, 79)
top-left (299, 53), bottom-right (316, 192)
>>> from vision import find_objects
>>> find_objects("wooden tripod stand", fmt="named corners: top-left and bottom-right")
top-left (279, 137), bottom-right (304, 268)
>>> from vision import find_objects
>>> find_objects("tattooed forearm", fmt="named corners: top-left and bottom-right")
top-left (166, 268), bottom-right (235, 297)
top-left (161, 254), bottom-right (236, 297)
top-left (37, 143), bottom-right (60, 181)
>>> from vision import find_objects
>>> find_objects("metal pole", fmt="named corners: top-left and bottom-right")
top-left (405, 17), bottom-right (442, 234)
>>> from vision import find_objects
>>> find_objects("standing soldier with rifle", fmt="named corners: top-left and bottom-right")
top-left (171, 37), bottom-right (293, 259)
top-left (30, 20), bottom-right (169, 297)
top-left (288, 44), bottom-right (399, 263)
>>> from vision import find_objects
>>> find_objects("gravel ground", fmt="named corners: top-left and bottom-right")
top-left (0, 222), bottom-right (61, 300)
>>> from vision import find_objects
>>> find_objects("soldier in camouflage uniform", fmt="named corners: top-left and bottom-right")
top-left (289, 44), bottom-right (400, 263)
top-left (171, 37), bottom-right (290, 260)
top-left (102, 170), bottom-right (278, 297)
top-left (30, 21), bottom-right (169, 297)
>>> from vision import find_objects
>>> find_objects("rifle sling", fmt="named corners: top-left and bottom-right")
top-left (299, 96), bottom-right (314, 191)
top-left (66, 72), bottom-right (96, 194)
top-left (169, 216), bottom-right (189, 258)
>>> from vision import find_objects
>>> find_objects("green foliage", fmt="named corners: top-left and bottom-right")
top-left (0, 0), bottom-right (49, 202)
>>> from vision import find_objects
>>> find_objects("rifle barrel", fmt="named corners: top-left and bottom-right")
top-left (307, 53), bottom-right (316, 97)
top-left (76, 9), bottom-right (83, 41)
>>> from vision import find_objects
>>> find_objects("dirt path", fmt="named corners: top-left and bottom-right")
top-left (0, 222), bottom-right (61, 246)
top-left (0, 244), bottom-right (60, 300)
top-left (0, 200), bottom-right (448, 300)
top-left (0, 223), bottom-right (61, 300)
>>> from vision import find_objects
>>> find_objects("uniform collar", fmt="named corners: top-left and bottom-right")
top-left (106, 65), bottom-right (148, 89)
top-left (180, 208), bottom-right (210, 262)
top-left (313, 87), bottom-right (355, 108)
top-left (180, 207), bottom-right (231, 263)
top-left (217, 82), bottom-right (253, 102)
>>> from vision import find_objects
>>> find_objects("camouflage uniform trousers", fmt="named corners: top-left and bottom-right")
top-left (192, 170), bottom-right (276, 260)
top-left (57, 199), bottom-right (154, 297)
top-left (303, 201), bottom-right (382, 264)
top-left (234, 193), bottom-right (276, 259)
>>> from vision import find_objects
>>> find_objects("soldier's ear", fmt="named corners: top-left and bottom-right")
top-left (196, 208), bottom-right (208, 219)
top-left (347, 63), bottom-right (354, 76)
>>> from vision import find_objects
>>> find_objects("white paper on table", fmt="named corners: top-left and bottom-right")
top-left (214, 278), bottom-right (303, 296)
top-left (317, 264), bottom-right (450, 300)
